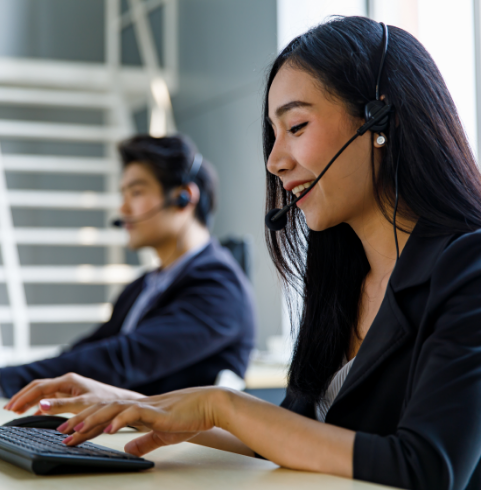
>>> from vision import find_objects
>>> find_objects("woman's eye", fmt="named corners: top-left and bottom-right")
top-left (288, 122), bottom-right (308, 134)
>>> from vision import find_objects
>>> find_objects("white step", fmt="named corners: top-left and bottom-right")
top-left (0, 303), bottom-right (112, 323)
top-left (2, 155), bottom-right (115, 174)
top-left (0, 120), bottom-right (126, 142)
top-left (0, 57), bottom-right (176, 95)
top-left (0, 265), bottom-right (142, 284)
top-left (7, 190), bottom-right (121, 209)
top-left (0, 87), bottom-right (116, 109)
top-left (14, 227), bottom-right (127, 246)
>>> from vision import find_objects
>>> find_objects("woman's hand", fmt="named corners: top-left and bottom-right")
top-left (58, 386), bottom-right (229, 456)
top-left (4, 373), bottom-right (143, 415)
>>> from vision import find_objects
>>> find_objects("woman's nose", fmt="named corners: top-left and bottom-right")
top-left (266, 140), bottom-right (294, 177)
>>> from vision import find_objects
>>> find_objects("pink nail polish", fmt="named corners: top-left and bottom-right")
top-left (73, 422), bottom-right (84, 432)
top-left (62, 436), bottom-right (73, 445)
top-left (39, 400), bottom-right (51, 411)
top-left (103, 424), bottom-right (113, 434)
top-left (57, 422), bottom-right (69, 432)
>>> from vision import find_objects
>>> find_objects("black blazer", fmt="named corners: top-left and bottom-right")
top-left (0, 239), bottom-right (256, 397)
top-left (280, 222), bottom-right (481, 490)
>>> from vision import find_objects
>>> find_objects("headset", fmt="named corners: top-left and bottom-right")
top-left (111, 152), bottom-right (204, 228)
top-left (265, 22), bottom-right (394, 247)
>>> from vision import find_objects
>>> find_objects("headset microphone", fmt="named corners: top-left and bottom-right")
top-left (112, 218), bottom-right (125, 228)
top-left (265, 22), bottom-right (391, 232)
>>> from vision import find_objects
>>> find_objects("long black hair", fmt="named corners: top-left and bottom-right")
top-left (263, 16), bottom-right (481, 405)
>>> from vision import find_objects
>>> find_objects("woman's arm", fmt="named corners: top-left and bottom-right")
top-left (218, 391), bottom-right (354, 476)
top-left (56, 387), bottom-right (355, 478)
top-left (189, 428), bottom-right (255, 457)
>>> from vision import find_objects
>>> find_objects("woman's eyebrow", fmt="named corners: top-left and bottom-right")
top-left (275, 100), bottom-right (313, 119)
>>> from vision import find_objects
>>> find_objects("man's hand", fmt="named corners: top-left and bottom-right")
top-left (4, 373), bottom-right (143, 415)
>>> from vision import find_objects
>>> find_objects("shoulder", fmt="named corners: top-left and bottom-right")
top-left (431, 228), bottom-right (481, 287)
top-left (186, 238), bottom-right (251, 285)
top-left (425, 228), bottom-right (481, 315)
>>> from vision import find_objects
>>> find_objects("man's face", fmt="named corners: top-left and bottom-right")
top-left (119, 162), bottom-right (182, 250)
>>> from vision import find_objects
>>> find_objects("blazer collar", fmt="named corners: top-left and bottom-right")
top-left (328, 221), bottom-right (456, 413)
top-left (389, 219), bottom-right (455, 292)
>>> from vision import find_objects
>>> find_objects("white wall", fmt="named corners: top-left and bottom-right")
top-left (371, 0), bottom-right (478, 157)
top-left (277, 0), bottom-right (366, 51)
top-left (417, 0), bottom-right (477, 157)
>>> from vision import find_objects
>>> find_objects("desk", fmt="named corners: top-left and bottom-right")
top-left (0, 399), bottom-right (396, 490)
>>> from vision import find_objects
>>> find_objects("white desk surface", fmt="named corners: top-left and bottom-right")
top-left (0, 399), bottom-right (396, 490)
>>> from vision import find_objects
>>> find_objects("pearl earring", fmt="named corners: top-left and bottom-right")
top-left (376, 135), bottom-right (387, 146)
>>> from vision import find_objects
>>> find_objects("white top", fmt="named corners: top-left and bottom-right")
top-left (316, 356), bottom-right (356, 422)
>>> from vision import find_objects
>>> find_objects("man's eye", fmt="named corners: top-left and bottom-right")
top-left (288, 122), bottom-right (308, 134)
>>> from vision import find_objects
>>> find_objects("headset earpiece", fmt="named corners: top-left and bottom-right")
top-left (363, 23), bottom-right (390, 135)
top-left (175, 190), bottom-right (191, 209)
top-left (364, 100), bottom-right (390, 133)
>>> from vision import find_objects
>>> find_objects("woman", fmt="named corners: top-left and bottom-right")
top-left (6, 16), bottom-right (481, 489)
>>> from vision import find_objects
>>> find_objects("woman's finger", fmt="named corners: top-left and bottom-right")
top-left (124, 430), bottom-right (199, 456)
top-left (63, 423), bottom-right (110, 447)
top-left (38, 396), bottom-right (92, 415)
top-left (56, 403), bottom-right (110, 434)
top-left (124, 431), bottom-right (170, 456)
top-left (4, 379), bottom-right (46, 411)
top-left (6, 376), bottom-right (79, 413)
top-left (108, 404), bottom-right (164, 435)
top-left (64, 401), bottom-right (136, 436)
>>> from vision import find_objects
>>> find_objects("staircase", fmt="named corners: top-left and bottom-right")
top-left (0, 0), bottom-right (178, 366)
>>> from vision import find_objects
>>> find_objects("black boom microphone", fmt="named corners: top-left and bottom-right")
top-left (265, 103), bottom-right (391, 232)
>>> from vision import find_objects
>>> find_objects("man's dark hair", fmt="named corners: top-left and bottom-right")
top-left (118, 134), bottom-right (217, 227)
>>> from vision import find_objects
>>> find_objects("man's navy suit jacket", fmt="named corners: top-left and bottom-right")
top-left (0, 239), bottom-right (256, 397)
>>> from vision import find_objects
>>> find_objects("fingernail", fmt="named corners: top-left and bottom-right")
top-left (57, 422), bottom-right (69, 432)
top-left (73, 422), bottom-right (84, 432)
top-left (62, 436), bottom-right (73, 445)
top-left (103, 424), bottom-right (113, 434)
top-left (39, 400), bottom-right (51, 411)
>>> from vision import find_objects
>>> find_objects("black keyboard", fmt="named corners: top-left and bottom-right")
top-left (0, 427), bottom-right (154, 475)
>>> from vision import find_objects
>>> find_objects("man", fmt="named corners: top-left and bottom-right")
top-left (0, 134), bottom-right (256, 397)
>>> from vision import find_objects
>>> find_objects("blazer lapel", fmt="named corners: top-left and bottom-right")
top-left (331, 284), bottom-right (413, 407)
top-left (330, 223), bottom-right (456, 409)
top-left (137, 240), bottom-right (215, 323)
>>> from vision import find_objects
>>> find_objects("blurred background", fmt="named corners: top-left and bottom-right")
top-left (0, 0), bottom-right (478, 396)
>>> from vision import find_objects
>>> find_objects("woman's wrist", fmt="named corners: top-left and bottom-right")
top-left (209, 387), bottom-right (237, 431)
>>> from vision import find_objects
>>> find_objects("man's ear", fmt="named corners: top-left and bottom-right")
top-left (184, 182), bottom-right (200, 206)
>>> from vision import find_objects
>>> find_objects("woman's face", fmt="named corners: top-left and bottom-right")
top-left (267, 64), bottom-right (381, 232)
